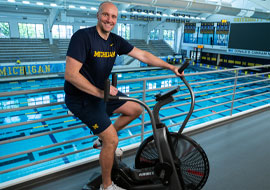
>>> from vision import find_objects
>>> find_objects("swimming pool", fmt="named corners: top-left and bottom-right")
top-left (0, 64), bottom-right (269, 186)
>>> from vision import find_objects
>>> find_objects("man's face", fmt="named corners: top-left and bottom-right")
top-left (97, 3), bottom-right (118, 33)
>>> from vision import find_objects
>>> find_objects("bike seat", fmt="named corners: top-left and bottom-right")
top-left (155, 86), bottom-right (180, 101)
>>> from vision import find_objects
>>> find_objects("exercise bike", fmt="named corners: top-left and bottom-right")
top-left (83, 60), bottom-right (209, 190)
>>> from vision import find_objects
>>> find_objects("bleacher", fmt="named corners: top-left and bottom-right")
top-left (127, 39), bottom-right (156, 55)
top-left (0, 38), bottom-right (175, 64)
top-left (0, 38), bottom-right (58, 63)
top-left (53, 39), bottom-right (70, 59)
top-left (128, 39), bottom-right (175, 56)
top-left (149, 40), bottom-right (175, 56)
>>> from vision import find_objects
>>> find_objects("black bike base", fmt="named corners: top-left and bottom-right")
top-left (83, 170), bottom-right (169, 190)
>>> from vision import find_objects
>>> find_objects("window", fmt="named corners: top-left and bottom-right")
top-left (18, 23), bottom-right (44, 38)
top-left (117, 23), bottom-right (130, 40)
top-left (163, 29), bottom-right (175, 49)
top-left (27, 24), bottom-right (36, 38)
top-left (0, 22), bottom-right (10, 38)
top-left (36, 24), bottom-right (44, 38)
top-left (52, 25), bottom-right (73, 39)
top-left (59, 25), bottom-right (67, 38)
top-left (149, 29), bottom-right (159, 40)
top-left (18, 23), bottom-right (28, 38)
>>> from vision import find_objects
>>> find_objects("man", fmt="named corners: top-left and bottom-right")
top-left (64, 1), bottom-right (183, 190)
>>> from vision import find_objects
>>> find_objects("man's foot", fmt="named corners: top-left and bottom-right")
top-left (93, 138), bottom-right (103, 149)
top-left (100, 181), bottom-right (126, 190)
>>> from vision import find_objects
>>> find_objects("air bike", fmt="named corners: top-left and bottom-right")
top-left (84, 60), bottom-right (209, 190)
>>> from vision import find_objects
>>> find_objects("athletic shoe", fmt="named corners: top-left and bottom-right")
top-left (93, 138), bottom-right (103, 149)
top-left (67, 110), bottom-right (74, 116)
top-left (93, 138), bottom-right (123, 157)
top-left (99, 181), bottom-right (126, 190)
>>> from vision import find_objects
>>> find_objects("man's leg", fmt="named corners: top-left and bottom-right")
top-left (98, 124), bottom-right (118, 189)
top-left (113, 101), bottom-right (143, 131)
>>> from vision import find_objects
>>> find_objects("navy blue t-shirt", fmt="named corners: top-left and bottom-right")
top-left (64, 26), bottom-right (134, 96)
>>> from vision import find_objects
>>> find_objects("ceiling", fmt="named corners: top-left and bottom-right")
top-left (0, 0), bottom-right (269, 22)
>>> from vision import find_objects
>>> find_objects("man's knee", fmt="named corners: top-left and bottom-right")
top-left (104, 135), bottom-right (118, 148)
top-left (133, 103), bottom-right (143, 118)
top-left (114, 101), bottom-right (143, 119)
top-left (99, 126), bottom-right (119, 148)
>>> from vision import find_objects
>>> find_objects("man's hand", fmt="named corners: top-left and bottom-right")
top-left (172, 66), bottom-right (184, 77)
top-left (110, 85), bottom-right (118, 96)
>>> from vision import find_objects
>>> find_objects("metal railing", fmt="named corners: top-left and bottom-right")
top-left (0, 64), bottom-right (269, 187)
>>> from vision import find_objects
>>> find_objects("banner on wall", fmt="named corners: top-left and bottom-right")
top-left (228, 49), bottom-right (270, 57)
top-left (0, 63), bottom-right (65, 77)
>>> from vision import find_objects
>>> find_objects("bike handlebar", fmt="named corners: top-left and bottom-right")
top-left (178, 59), bottom-right (190, 74)
top-left (104, 79), bottom-right (110, 102)
top-left (104, 73), bottom-right (118, 102)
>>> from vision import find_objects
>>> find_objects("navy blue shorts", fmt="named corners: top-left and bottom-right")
top-left (65, 91), bottom-right (127, 135)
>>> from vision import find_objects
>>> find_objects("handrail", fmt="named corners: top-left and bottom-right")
top-left (0, 86), bottom-right (63, 97)
top-left (0, 63), bottom-right (269, 182)
top-left (1, 65), bottom-right (269, 98)
top-left (1, 66), bottom-right (269, 130)
top-left (1, 73), bottom-right (268, 114)
top-left (1, 70), bottom-right (268, 131)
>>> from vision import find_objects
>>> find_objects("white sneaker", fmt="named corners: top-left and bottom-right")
top-left (93, 138), bottom-right (103, 149)
top-left (100, 181), bottom-right (126, 190)
top-left (67, 110), bottom-right (74, 116)
top-left (93, 138), bottom-right (123, 157)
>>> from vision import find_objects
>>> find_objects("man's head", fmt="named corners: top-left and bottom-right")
top-left (97, 1), bottom-right (118, 34)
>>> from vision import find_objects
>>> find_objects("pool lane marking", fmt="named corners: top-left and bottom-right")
top-left (64, 119), bottom-right (76, 123)
top-left (25, 111), bottom-right (38, 115)
top-left (51, 107), bottom-right (62, 111)
top-left (12, 87), bottom-right (21, 89)
top-left (33, 124), bottom-right (48, 129)
top-left (199, 94), bottom-right (209, 96)
top-left (24, 107), bottom-right (62, 115)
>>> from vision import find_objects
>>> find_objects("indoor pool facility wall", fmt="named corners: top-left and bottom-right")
top-left (0, 63), bottom-right (270, 189)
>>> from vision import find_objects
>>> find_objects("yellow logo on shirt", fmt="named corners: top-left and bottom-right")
top-left (110, 43), bottom-right (114, 46)
top-left (94, 51), bottom-right (115, 58)
top-left (93, 123), bottom-right (99, 130)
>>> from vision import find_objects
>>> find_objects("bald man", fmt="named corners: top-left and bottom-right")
top-left (64, 1), bottom-right (182, 189)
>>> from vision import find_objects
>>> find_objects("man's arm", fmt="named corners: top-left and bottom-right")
top-left (128, 47), bottom-right (183, 76)
top-left (65, 56), bottom-right (104, 98)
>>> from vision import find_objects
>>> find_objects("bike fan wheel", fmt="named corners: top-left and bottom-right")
top-left (134, 133), bottom-right (209, 190)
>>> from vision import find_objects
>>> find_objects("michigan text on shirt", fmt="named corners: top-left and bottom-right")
top-left (93, 51), bottom-right (116, 58)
